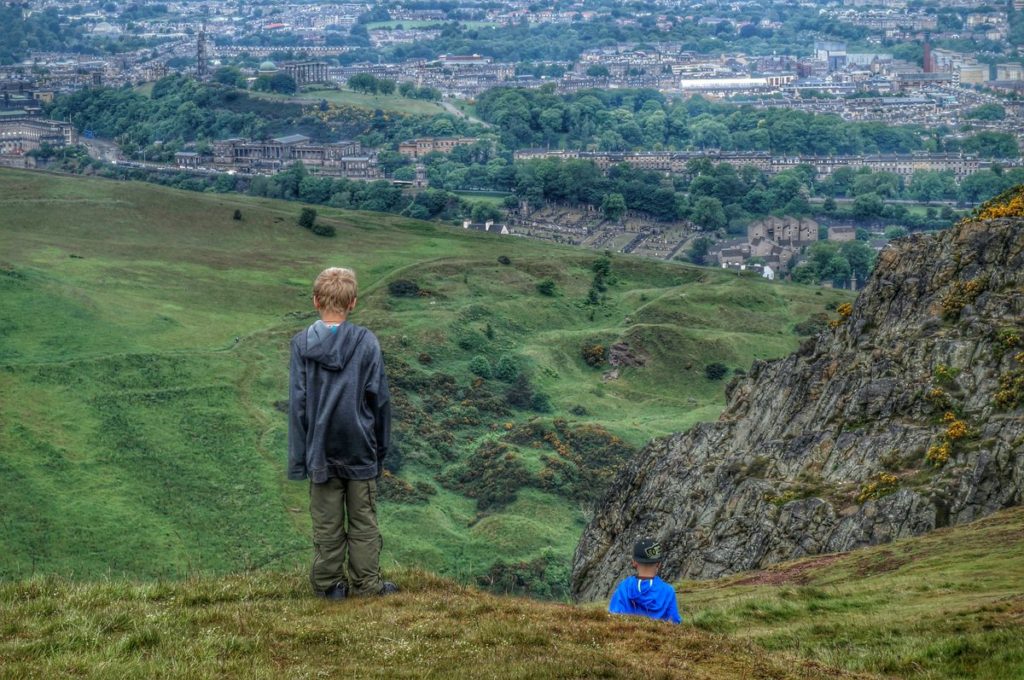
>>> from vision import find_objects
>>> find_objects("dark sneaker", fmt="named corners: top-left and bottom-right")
top-left (315, 583), bottom-right (347, 600)
top-left (378, 581), bottom-right (400, 596)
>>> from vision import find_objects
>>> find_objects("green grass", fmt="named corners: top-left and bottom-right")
top-left (681, 507), bottom-right (1024, 679)
top-left (453, 190), bottom-right (511, 206)
top-left (0, 168), bottom-right (850, 592)
top-left (0, 569), bottom-right (858, 680)
top-left (255, 87), bottom-right (449, 116)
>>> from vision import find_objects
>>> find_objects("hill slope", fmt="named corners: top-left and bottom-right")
top-left (3, 504), bottom-right (1022, 679)
top-left (573, 190), bottom-right (1024, 601)
top-left (0, 568), bottom-right (859, 680)
top-left (0, 168), bottom-right (849, 591)
top-left (684, 506), bottom-right (1024, 679)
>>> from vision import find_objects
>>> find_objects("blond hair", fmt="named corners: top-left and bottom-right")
top-left (313, 267), bottom-right (358, 314)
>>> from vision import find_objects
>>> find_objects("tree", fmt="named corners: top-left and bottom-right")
top-left (601, 192), bottom-right (626, 221)
top-left (958, 170), bottom-right (1009, 204)
top-left (471, 202), bottom-right (502, 223)
top-left (348, 73), bottom-right (378, 94)
top-left (298, 207), bottom-right (317, 229)
top-left (691, 196), bottom-right (726, 230)
top-left (688, 236), bottom-right (712, 265)
top-left (792, 263), bottom-right (819, 284)
top-left (909, 170), bottom-right (956, 203)
top-left (965, 104), bottom-right (1006, 121)
top-left (269, 72), bottom-right (297, 94)
top-left (884, 226), bottom-right (908, 240)
top-left (960, 132), bottom-right (1019, 159)
top-left (822, 254), bottom-right (852, 288)
top-left (586, 64), bottom-right (610, 77)
top-left (852, 192), bottom-right (884, 219)
top-left (214, 66), bottom-right (246, 88)
top-left (232, 209), bottom-right (242, 220)
top-left (838, 240), bottom-right (875, 282)
top-left (377, 78), bottom-right (396, 95)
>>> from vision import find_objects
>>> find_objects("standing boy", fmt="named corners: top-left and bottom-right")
top-left (288, 267), bottom-right (398, 599)
top-left (608, 538), bottom-right (681, 624)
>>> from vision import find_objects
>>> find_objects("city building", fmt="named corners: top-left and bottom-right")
top-left (996, 64), bottom-right (1024, 81)
top-left (0, 116), bottom-right (77, 156)
top-left (398, 137), bottom-right (480, 159)
top-left (280, 61), bottom-right (329, 85)
top-left (210, 136), bottom-right (380, 177)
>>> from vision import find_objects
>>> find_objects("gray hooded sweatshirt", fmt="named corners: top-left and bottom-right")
top-left (288, 320), bottom-right (391, 483)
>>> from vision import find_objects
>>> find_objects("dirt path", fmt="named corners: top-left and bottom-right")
top-left (441, 101), bottom-right (490, 127)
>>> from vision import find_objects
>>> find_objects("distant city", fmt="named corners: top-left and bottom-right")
top-left (1, 0), bottom-right (1022, 281)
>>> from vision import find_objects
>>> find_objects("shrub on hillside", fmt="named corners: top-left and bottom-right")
top-left (298, 207), bottom-right (317, 229)
top-left (581, 344), bottom-right (606, 367)
top-left (494, 355), bottom-right (519, 382)
top-left (455, 327), bottom-right (487, 352)
top-left (232, 209), bottom-right (242, 220)
top-left (388, 279), bottom-right (420, 297)
top-left (312, 223), bottom-right (336, 237)
top-left (377, 472), bottom-right (436, 504)
top-left (535, 279), bottom-right (556, 296)
top-left (478, 549), bottom-right (570, 600)
top-left (530, 421), bottom-right (636, 502)
top-left (497, 255), bottom-right (511, 265)
top-left (531, 392), bottom-right (552, 413)
top-left (469, 355), bottom-right (492, 378)
top-left (941, 277), bottom-right (986, 320)
top-left (505, 374), bottom-right (534, 409)
top-left (439, 440), bottom-right (532, 511)
top-left (794, 313), bottom-right (829, 336)
top-left (705, 362), bottom-right (729, 380)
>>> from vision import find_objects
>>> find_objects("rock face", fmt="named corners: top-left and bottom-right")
top-left (572, 217), bottom-right (1024, 602)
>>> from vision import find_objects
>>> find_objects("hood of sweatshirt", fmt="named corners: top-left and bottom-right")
top-left (301, 320), bottom-right (367, 372)
top-left (627, 577), bottom-right (674, 612)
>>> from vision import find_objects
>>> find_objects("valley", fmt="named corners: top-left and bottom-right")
top-left (0, 168), bottom-right (849, 594)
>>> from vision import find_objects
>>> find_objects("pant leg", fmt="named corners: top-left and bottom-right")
top-left (345, 478), bottom-right (383, 596)
top-left (308, 478), bottom-right (348, 593)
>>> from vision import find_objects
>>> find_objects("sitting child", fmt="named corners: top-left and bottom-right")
top-left (608, 538), bottom-right (681, 624)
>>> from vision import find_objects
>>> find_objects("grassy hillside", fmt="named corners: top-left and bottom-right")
top-left (3, 509), bottom-right (1020, 679)
top-left (0, 168), bottom-right (850, 593)
top-left (683, 507), bottom-right (1024, 680)
top-left (0, 569), bottom-right (858, 680)
top-left (253, 87), bottom-right (450, 116)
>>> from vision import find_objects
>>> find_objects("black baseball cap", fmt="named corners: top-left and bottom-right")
top-left (633, 538), bottom-right (664, 564)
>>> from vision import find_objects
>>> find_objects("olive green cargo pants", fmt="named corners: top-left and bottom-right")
top-left (309, 478), bottom-right (384, 596)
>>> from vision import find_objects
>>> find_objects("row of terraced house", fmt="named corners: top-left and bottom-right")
top-left (512, 149), bottom-right (1021, 182)
top-left (174, 135), bottom-right (383, 179)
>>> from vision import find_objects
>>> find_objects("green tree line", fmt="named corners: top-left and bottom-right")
top-left (474, 88), bottom-right (1017, 158)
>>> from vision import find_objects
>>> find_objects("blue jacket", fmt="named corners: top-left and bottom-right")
top-left (608, 576), bottom-right (681, 624)
top-left (288, 320), bottom-right (391, 483)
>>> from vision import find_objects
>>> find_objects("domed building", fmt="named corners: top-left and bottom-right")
top-left (258, 61), bottom-right (278, 75)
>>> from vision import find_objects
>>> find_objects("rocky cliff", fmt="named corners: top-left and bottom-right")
top-left (572, 192), bottom-right (1024, 602)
